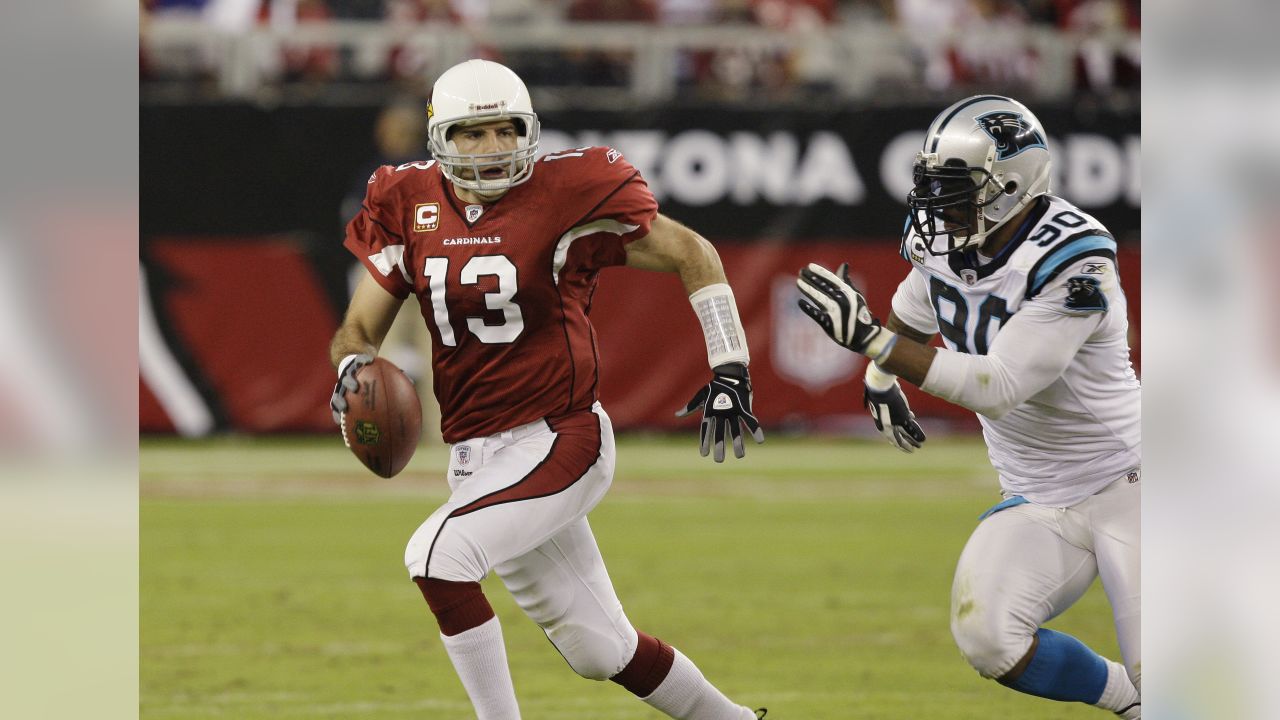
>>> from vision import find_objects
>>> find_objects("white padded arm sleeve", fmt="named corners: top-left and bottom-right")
top-left (921, 300), bottom-right (1102, 419)
top-left (689, 282), bottom-right (750, 367)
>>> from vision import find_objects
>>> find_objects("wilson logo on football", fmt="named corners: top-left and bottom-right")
top-left (415, 203), bottom-right (440, 232)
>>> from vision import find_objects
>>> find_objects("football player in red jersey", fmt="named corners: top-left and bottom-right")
top-left (328, 60), bottom-right (766, 720)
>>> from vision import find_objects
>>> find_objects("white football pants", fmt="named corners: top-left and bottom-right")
top-left (950, 474), bottom-right (1141, 689)
top-left (404, 403), bottom-right (639, 679)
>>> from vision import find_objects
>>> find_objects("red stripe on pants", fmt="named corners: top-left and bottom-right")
top-left (450, 410), bottom-right (602, 519)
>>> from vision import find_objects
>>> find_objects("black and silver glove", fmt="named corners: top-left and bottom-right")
top-left (329, 353), bottom-right (374, 425)
top-left (865, 377), bottom-right (927, 453)
top-left (796, 262), bottom-right (895, 360)
top-left (675, 363), bottom-right (764, 462)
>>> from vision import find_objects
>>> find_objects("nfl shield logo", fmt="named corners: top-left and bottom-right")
top-left (455, 444), bottom-right (472, 466)
top-left (355, 420), bottom-right (380, 445)
top-left (960, 269), bottom-right (978, 286)
top-left (466, 205), bottom-right (484, 223)
top-left (771, 276), bottom-right (861, 393)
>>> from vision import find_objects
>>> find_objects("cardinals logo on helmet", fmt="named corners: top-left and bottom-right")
top-left (975, 111), bottom-right (1046, 161)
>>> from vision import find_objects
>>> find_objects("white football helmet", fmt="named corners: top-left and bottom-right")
top-left (428, 59), bottom-right (540, 198)
top-left (907, 95), bottom-right (1052, 255)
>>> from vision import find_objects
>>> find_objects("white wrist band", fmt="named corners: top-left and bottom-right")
top-left (688, 283), bottom-right (750, 368)
top-left (864, 330), bottom-right (897, 365)
top-left (865, 361), bottom-right (898, 391)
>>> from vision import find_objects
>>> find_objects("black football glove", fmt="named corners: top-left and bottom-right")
top-left (675, 363), bottom-right (764, 462)
top-left (329, 353), bottom-right (374, 425)
top-left (795, 262), bottom-right (893, 358)
top-left (865, 379), bottom-right (927, 453)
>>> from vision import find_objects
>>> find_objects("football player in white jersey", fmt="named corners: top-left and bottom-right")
top-left (796, 96), bottom-right (1141, 718)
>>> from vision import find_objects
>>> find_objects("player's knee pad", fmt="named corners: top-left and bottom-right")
top-left (545, 619), bottom-right (637, 681)
top-left (951, 615), bottom-right (1029, 679)
top-left (404, 514), bottom-right (487, 582)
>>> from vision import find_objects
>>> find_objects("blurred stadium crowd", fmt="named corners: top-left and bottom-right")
top-left (141, 0), bottom-right (1138, 105)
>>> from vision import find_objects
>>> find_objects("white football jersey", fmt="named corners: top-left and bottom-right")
top-left (892, 195), bottom-right (1141, 507)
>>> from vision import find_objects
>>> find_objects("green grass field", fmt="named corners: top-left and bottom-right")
top-left (141, 435), bottom-right (1120, 719)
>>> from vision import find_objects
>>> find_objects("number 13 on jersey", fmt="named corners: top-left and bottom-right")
top-left (422, 255), bottom-right (525, 346)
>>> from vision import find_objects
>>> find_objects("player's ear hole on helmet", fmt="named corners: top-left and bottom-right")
top-left (1003, 181), bottom-right (1018, 194)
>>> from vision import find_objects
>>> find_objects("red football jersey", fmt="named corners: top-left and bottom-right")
top-left (344, 146), bottom-right (658, 443)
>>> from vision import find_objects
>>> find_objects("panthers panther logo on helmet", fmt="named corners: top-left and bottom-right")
top-left (975, 111), bottom-right (1046, 161)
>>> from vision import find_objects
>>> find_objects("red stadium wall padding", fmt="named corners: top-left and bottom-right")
top-left (139, 378), bottom-right (175, 433)
top-left (139, 237), bottom-right (1138, 435)
top-left (142, 237), bottom-right (338, 432)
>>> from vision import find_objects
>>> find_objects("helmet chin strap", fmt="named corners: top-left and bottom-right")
top-left (469, 185), bottom-right (509, 201)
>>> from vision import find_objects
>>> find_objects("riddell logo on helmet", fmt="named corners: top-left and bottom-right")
top-left (470, 101), bottom-right (506, 112)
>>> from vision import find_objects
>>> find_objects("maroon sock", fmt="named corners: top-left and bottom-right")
top-left (413, 577), bottom-right (495, 636)
top-left (610, 631), bottom-right (676, 697)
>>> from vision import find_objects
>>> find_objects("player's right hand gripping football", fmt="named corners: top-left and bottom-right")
top-left (795, 262), bottom-right (894, 359)
top-left (864, 374), bottom-right (927, 453)
top-left (676, 363), bottom-right (764, 462)
top-left (329, 353), bottom-right (374, 425)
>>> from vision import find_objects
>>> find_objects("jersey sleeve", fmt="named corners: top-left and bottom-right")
top-left (1023, 231), bottom-right (1118, 311)
top-left (342, 166), bottom-right (414, 299)
top-left (921, 301), bottom-right (1102, 419)
top-left (549, 147), bottom-right (659, 277)
top-left (919, 254), bottom-right (1116, 419)
top-left (1026, 255), bottom-right (1121, 318)
top-left (890, 268), bottom-right (940, 335)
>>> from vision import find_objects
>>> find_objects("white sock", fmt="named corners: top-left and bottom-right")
top-left (1095, 659), bottom-right (1140, 715)
top-left (641, 648), bottom-right (755, 720)
top-left (439, 616), bottom-right (521, 720)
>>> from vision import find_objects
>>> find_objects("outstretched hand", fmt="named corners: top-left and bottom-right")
top-left (676, 363), bottom-right (764, 462)
top-left (795, 262), bottom-right (891, 358)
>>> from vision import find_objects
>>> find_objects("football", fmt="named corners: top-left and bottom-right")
top-left (339, 357), bottom-right (422, 478)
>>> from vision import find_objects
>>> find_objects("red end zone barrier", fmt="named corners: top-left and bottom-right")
top-left (140, 238), bottom-right (1139, 435)
top-left (141, 237), bottom-right (340, 433)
